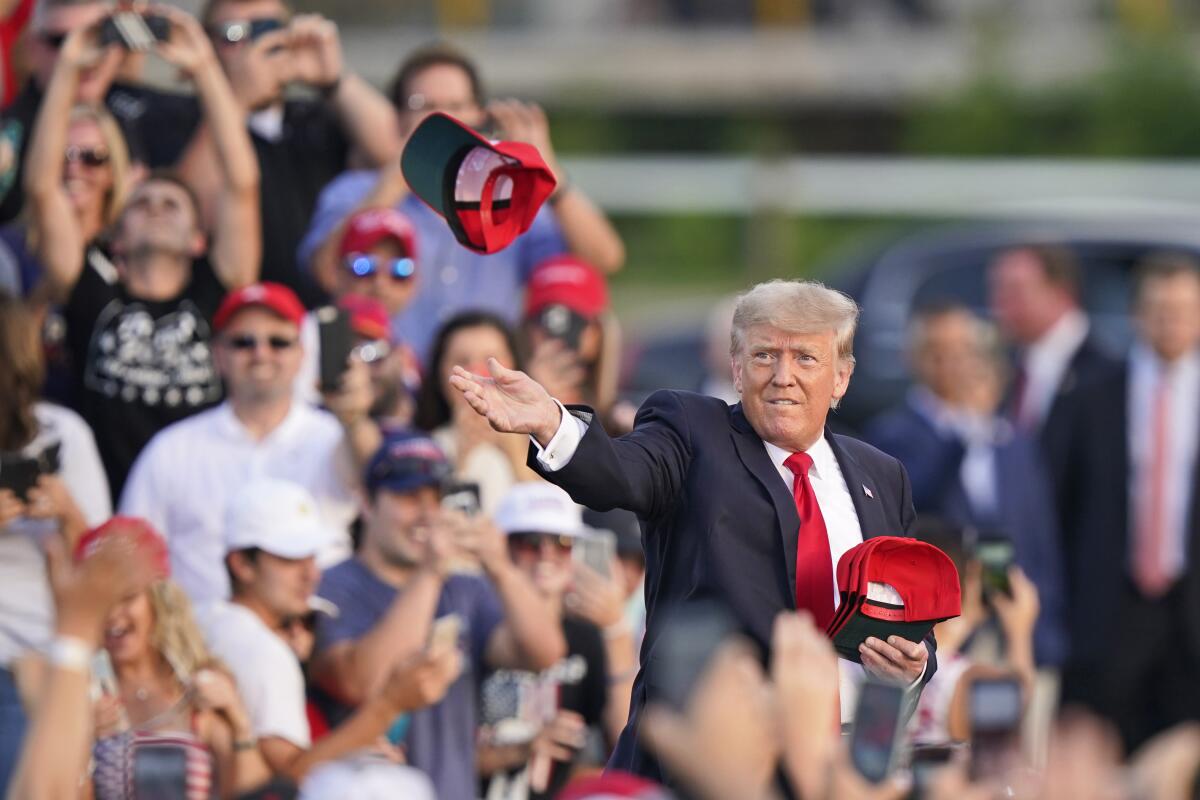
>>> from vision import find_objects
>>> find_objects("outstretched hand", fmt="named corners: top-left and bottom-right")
top-left (448, 357), bottom-right (562, 445)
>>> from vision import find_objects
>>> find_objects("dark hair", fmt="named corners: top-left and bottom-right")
top-left (998, 244), bottom-right (1082, 299)
top-left (1134, 250), bottom-right (1200, 302)
top-left (0, 291), bottom-right (45, 451)
top-left (224, 547), bottom-right (261, 597)
top-left (387, 42), bottom-right (484, 112)
top-left (414, 310), bottom-right (522, 432)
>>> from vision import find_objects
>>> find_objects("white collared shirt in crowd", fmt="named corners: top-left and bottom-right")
top-left (1128, 343), bottom-right (1200, 583)
top-left (1017, 309), bottom-right (1089, 430)
top-left (120, 401), bottom-right (357, 606)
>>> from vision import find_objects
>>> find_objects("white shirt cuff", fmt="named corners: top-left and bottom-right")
top-left (909, 650), bottom-right (930, 689)
top-left (531, 400), bottom-right (587, 472)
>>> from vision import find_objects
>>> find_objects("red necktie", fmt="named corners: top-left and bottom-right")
top-left (784, 452), bottom-right (835, 630)
top-left (1134, 374), bottom-right (1172, 596)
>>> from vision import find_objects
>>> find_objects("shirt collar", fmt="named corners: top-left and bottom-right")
top-left (1131, 341), bottom-right (1200, 383)
top-left (1025, 309), bottom-right (1088, 367)
top-left (763, 434), bottom-right (837, 481)
top-left (213, 400), bottom-right (308, 444)
top-left (248, 105), bottom-right (285, 142)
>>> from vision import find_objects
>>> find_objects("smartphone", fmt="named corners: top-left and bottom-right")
top-left (968, 677), bottom-right (1022, 782)
top-left (535, 303), bottom-right (588, 352)
top-left (316, 306), bottom-right (354, 392)
top-left (441, 482), bottom-right (481, 517)
top-left (573, 528), bottom-right (616, 578)
top-left (429, 613), bottom-right (463, 651)
top-left (647, 601), bottom-right (737, 711)
top-left (100, 12), bottom-right (170, 50)
top-left (975, 536), bottom-right (1014, 597)
top-left (132, 743), bottom-right (190, 799)
top-left (0, 453), bottom-right (41, 502)
top-left (907, 744), bottom-right (958, 800)
top-left (850, 679), bottom-right (907, 784)
top-left (90, 650), bottom-right (119, 701)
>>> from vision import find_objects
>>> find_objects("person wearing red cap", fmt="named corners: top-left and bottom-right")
top-left (297, 42), bottom-right (626, 362)
top-left (120, 282), bottom-right (358, 607)
top-left (24, 6), bottom-right (261, 501)
top-left (521, 256), bottom-right (627, 432)
top-left (451, 279), bottom-right (936, 787)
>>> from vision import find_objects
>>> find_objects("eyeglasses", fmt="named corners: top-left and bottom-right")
top-left (38, 30), bottom-right (71, 49)
top-left (207, 17), bottom-right (285, 45)
top-left (64, 146), bottom-right (110, 168)
top-left (507, 532), bottom-right (575, 555)
top-left (224, 334), bottom-right (297, 351)
top-left (344, 254), bottom-right (415, 281)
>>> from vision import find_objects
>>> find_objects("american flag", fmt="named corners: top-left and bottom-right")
top-left (93, 730), bottom-right (216, 799)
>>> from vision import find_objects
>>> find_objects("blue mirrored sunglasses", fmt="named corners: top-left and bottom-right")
top-left (345, 254), bottom-right (416, 281)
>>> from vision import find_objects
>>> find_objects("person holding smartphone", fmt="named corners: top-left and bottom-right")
top-left (477, 482), bottom-right (615, 800)
top-left (0, 291), bottom-right (110, 796)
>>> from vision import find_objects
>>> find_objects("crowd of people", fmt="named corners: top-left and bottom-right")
top-left (0, 1), bottom-right (1199, 799)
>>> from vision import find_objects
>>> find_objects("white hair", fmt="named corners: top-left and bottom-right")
top-left (730, 279), bottom-right (859, 363)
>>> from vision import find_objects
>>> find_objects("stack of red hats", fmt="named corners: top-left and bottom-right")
top-left (826, 536), bottom-right (961, 663)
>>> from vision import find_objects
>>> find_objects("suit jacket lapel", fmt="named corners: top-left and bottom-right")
top-left (729, 404), bottom-right (800, 604)
top-left (828, 431), bottom-right (888, 539)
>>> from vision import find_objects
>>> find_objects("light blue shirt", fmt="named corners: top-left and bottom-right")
top-left (297, 170), bottom-right (568, 360)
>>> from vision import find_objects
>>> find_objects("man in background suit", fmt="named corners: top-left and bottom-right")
top-left (1058, 253), bottom-right (1200, 751)
top-left (865, 302), bottom-right (1067, 669)
top-left (449, 280), bottom-right (934, 783)
top-left (988, 244), bottom-right (1118, 479)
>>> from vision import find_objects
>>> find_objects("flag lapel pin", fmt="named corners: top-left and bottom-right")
top-left (862, 485), bottom-right (874, 499)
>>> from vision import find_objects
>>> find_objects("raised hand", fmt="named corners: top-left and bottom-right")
top-left (448, 357), bottom-right (563, 445)
top-left (380, 639), bottom-right (464, 715)
top-left (284, 14), bottom-right (343, 89)
top-left (487, 100), bottom-right (562, 181)
top-left (772, 611), bottom-right (841, 798)
top-left (152, 5), bottom-right (218, 78)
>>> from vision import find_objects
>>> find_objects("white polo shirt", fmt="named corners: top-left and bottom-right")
top-left (120, 401), bottom-right (357, 606)
top-left (198, 602), bottom-right (311, 748)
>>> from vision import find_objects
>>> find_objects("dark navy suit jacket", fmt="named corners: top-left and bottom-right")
top-left (529, 390), bottom-right (934, 782)
top-left (865, 399), bottom-right (1069, 666)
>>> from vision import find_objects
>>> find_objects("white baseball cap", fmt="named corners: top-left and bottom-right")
top-left (493, 482), bottom-right (585, 537)
top-left (300, 758), bottom-right (434, 799)
top-left (224, 478), bottom-right (333, 559)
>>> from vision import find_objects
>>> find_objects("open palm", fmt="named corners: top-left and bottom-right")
top-left (448, 357), bottom-right (561, 444)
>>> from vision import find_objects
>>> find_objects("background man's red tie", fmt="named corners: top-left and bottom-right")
top-left (784, 452), bottom-right (835, 630)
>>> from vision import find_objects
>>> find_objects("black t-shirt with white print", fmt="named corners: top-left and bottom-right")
top-left (64, 249), bottom-right (225, 500)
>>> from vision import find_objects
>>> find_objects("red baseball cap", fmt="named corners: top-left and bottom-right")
top-left (74, 515), bottom-right (171, 579)
top-left (556, 772), bottom-right (673, 800)
top-left (524, 256), bottom-right (609, 319)
top-left (339, 207), bottom-right (418, 260)
top-left (400, 112), bottom-right (557, 255)
top-left (337, 293), bottom-right (391, 341)
top-left (213, 282), bottom-right (306, 333)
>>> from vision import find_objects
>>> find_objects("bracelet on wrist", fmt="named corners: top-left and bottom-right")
top-left (318, 73), bottom-right (344, 100)
top-left (604, 620), bottom-right (632, 640)
top-left (47, 635), bottom-right (93, 674)
top-left (548, 178), bottom-right (573, 207)
top-left (233, 737), bottom-right (258, 753)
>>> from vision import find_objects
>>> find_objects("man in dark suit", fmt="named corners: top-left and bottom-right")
top-left (450, 280), bottom-right (933, 782)
top-left (1058, 254), bottom-right (1200, 751)
top-left (988, 244), bottom-right (1119, 481)
top-left (865, 302), bottom-right (1067, 669)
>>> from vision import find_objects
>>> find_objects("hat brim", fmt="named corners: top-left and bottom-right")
top-left (401, 112), bottom-right (490, 220)
top-left (253, 525), bottom-right (333, 560)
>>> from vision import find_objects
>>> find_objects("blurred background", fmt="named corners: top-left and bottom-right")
top-left (160, 0), bottom-right (1200, 427)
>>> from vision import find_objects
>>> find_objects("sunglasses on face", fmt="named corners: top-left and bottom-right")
top-left (64, 146), bottom-right (110, 168)
top-left (207, 17), bottom-right (285, 45)
top-left (344, 254), bottom-right (415, 281)
top-left (38, 30), bottom-right (70, 49)
top-left (224, 334), bottom-right (296, 351)
top-left (507, 532), bottom-right (575, 555)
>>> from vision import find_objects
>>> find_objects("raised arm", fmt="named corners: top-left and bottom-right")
top-left (489, 100), bottom-right (625, 274)
top-left (24, 23), bottom-right (118, 303)
top-left (155, 6), bottom-right (260, 289)
top-left (284, 14), bottom-right (400, 168)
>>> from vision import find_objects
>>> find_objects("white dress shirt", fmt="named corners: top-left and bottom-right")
top-left (535, 402), bottom-right (923, 721)
top-left (1128, 344), bottom-right (1200, 582)
top-left (1018, 309), bottom-right (1089, 430)
top-left (120, 402), bottom-right (358, 606)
